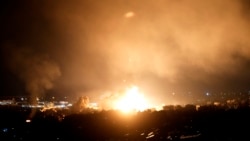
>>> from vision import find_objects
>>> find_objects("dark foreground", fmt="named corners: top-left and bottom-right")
top-left (0, 105), bottom-right (250, 141)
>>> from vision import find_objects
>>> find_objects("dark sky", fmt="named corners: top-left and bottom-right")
top-left (1, 0), bottom-right (250, 105)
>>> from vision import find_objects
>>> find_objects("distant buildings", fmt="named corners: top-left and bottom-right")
top-left (0, 96), bottom-right (73, 110)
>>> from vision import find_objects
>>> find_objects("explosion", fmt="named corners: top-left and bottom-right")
top-left (114, 86), bottom-right (149, 113)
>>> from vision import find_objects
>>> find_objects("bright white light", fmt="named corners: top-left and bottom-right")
top-left (114, 86), bottom-right (149, 113)
top-left (26, 119), bottom-right (31, 123)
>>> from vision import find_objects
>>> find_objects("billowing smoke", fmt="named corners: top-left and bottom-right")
top-left (50, 0), bottom-right (250, 100)
top-left (72, 96), bottom-right (90, 112)
top-left (4, 46), bottom-right (61, 103)
top-left (44, 0), bottom-right (250, 103)
top-left (99, 90), bottom-right (125, 111)
top-left (1, 0), bottom-right (250, 105)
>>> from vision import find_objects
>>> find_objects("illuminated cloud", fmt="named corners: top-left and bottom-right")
top-left (1, 0), bottom-right (250, 105)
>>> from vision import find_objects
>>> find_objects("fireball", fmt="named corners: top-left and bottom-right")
top-left (114, 86), bottom-right (149, 113)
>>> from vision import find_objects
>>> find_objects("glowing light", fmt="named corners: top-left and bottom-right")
top-left (124, 11), bottom-right (135, 18)
top-left (26, 119), bottom-right (31, 123)
top-left (114, 86), bottom-right (149, 113)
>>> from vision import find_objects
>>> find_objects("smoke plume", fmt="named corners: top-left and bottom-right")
top-left (1, 0), bottom-right (250, 105)
top-left (4, 46), bottom-right (61, 103)
top-left (49, 0), bottom-right (250, 97)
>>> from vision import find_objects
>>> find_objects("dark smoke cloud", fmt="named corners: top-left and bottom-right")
top-left (3, 46), bottom-right (61, 102)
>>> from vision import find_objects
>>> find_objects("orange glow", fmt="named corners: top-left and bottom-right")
top-left (124, 11), bottom-right (135, 18)
top-left (114, 86), bottom-right (149, 113)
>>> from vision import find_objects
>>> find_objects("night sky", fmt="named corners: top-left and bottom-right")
top-left (1, 0), bottom-right (250, 105)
